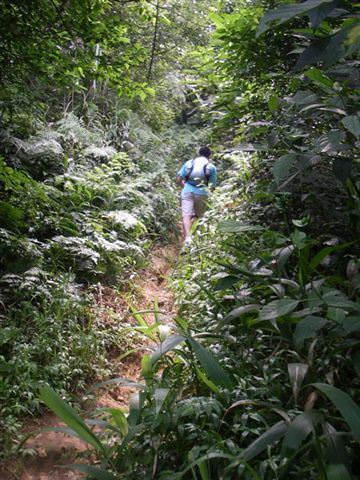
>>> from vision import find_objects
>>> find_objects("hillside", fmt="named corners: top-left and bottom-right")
top-left (1, 0), bottom-right (359, 478)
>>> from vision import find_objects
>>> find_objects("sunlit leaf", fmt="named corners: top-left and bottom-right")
top-left (151, 334), bottom-right (185, 365)
top-left (223, 304), bottom-right (259, 322)
top-left (218, 220), bottom-right (263, 233)
top-left (39, 387), bottom-right (104, 452)
top-left (288, 363), bottom-right (309, 404)
top-left (258, 0), bottom-right (339, 35)
top-left (305, 67), bottom-right (333, 89)
top-left (260, 298), bottom-right (299, 320)
top-left (155, 388), bottom-right (169, 414)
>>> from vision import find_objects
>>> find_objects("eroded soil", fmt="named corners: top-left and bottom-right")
top-left (0, 243), bottom-right (179, 480)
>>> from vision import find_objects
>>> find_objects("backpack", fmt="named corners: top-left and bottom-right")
top-left (184, 157), bottom-right (211, 187)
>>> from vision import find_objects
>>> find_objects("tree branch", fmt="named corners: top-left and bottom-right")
top-left (147, 0), bottom-right (160, 81)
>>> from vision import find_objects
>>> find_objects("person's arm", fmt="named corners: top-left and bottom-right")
top-left (177, 163), bottom-right (187, 188)
top-left (176, 175), bottom-right (185, 187)
top-left (209, 166), bottom-right (217, 191)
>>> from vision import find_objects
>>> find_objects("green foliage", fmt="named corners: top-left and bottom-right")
top-left (0, 103), bottom-right (204, 455)
top-left (2, 0), bottom-right (359, 477)
top-left (44, 144), bottom-right (359, 477)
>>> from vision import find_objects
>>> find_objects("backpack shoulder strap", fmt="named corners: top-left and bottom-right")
top-left (184, 159), bottom-right (194, 182)
top-left (203, 161), bottom-right (211, 185)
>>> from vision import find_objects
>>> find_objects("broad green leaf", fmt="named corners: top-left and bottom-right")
top-left (218, 220), bottom-right (263, 233)
top-left (257, 0), bottom-right (339, 35)
top-left (198, 460), bottom-right (210, 480)
top-left (288, 363), bottom-right (308, 404)
top-left (315, 130), bottom-right (346, 154)
top-left (288, 90), bottom-right (319, 105)
top-left (151, 334), bottom-right (185, 365)
top-left (241, 421), bottom-right (288, 461)
top-left (66, 465), bottom-right (117, 480)
top-left (223, 304), bottom-right (259, 322)
top-left (290, 229), bottom-right (307, 249)
top-left (343, 315), bottom-right (360, 334)
top-left (295, 22), bottom-right (356, 69)
top-left (275, 245), bottom-right (295, 272)
top-left (141, 354), bottom-right (152, 377)
top-left (106, 408), bottom-right (128, 436)
top-left (282, 411), bottom-right (319, 454)
top-left (39, 387), bottom-right (103, 452)
top-left (327, 307), bottom-right (346, 324)
top-left (268, 95), bottom-right (279, 112)
top-left (196, 367), bottom-right (220, 394)
top-left (326, 464), bottom-right (352, 480)
top-left (323, 290), bottom-right (360, 311)
top-left (127, 392), bottom-right (142, 427)
top-left (309, 242), bottom-right (352, 271)
top-left (342, 115), bottom-right (360, 137)
top-left (154, 388), bottom-right (169, 414)
top-left (323, 422), bottom-right (351, 475)
top-left (187, 337), bottom-right (233, 390)
top-left (294, 316), bottom-right (328, 347)
top-left (272, 154), bottom-right (297, 184)
top-left (313, 383), bottom-right (360, 444)
top-left (305, 67), bottom-right (333, 89)
top-left (214, 274), bottom-right (239, 291)
top-left (260, 298), bottom-right (299, 320)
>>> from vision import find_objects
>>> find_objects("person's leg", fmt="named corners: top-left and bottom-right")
top-left (193, 194), bottom-right (208, 219)
top-left (183, 215), bottom-right (192, 239)
top-left (181, 193), bottom-right (195, 243)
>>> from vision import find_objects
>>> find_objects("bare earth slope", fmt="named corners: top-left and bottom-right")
top-left (1, 243), bottom-right (179, 480)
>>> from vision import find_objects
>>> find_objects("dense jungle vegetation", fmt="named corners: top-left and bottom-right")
top-left (0, 0), bottom-right (359, 478)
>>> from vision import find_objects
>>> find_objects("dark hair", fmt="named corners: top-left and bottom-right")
top-left (198, 146), bottom-right (211, 158)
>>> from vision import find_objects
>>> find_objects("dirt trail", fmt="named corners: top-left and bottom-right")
top-left (1, 243), bottom-right (179, 480)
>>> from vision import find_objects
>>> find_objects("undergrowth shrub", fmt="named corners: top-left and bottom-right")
top-left (42, 150), bottom-right (359, 479)
top-left (0, 272), bottom-right (107, 452)
top-left (0, 104), bottom-right (206, 456)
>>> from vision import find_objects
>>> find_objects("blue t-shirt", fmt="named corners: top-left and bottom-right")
top-left (178, 157), bottom-right (217, 197)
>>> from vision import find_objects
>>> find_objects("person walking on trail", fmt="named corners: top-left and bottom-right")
top-left (177, 146), bottom-right (217, 248)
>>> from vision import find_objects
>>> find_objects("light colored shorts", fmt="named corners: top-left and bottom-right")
top-left (181, 192), bottom-right (208, 218)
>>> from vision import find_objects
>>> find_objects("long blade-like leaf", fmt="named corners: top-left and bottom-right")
top-left (39, 387), bottom-right (104, 452)
top-left (282, 411), bottom-right (319, 454)
top-left (313, 383), bottom-right (360, 444)
top-left (91, 376), bottom-right (145, 391)
top-left (151, 334), bottom-right (185, 365)
top-left (187, 337), bottom-right (233, 390)
top-left (288, 363), bottom-right (308, 404)
top-left (241, 421), bottom-right (288, 461)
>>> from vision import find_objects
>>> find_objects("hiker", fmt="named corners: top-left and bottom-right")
top-left (177, 146), bottom-right (217, 247)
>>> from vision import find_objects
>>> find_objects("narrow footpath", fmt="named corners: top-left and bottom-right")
top-left (1, 243), bottom-right (179, 480)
